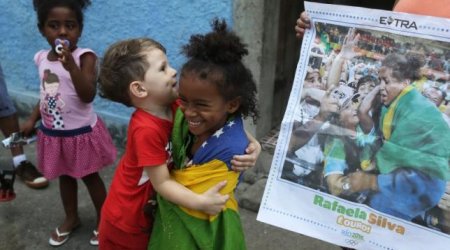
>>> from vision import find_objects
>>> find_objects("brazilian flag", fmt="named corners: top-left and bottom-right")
top-left (149, 109), bottom-right (248, 250)
top-left (378, 86), bottom-right (450, 180)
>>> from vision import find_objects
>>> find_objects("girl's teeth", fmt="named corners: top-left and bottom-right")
top-left (189, 121), bottom-right (200, 126)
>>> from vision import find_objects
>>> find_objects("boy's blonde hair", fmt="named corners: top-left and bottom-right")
top-left (98, 38), bottom-right (166, 107)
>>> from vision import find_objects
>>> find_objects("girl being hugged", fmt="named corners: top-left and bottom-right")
top-left (22, 0), bottom-right (116, 246)
top-left (149, 19), bottom-right (259, 250)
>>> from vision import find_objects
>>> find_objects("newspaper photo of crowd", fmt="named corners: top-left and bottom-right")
top-left (282, 22), bottom-right (450, 234)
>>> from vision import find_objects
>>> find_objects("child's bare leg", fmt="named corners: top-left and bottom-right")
top-left (57, 175), bottom-right (80, 231)
top-left (82, 172), bottom-right (106, 226)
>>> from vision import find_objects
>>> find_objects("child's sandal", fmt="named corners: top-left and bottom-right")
top-left (48, 222), bottom-right (80, 247)
top-left (48, 227), bottom-right (72, 246)
top-left (89, 230), bottom-right (99, 246)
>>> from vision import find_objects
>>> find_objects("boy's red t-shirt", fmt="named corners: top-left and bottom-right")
top-left (101, 101), bottom-right (179, 234)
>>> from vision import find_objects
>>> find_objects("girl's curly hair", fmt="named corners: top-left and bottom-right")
top-left (33, 0), bottom-right (91, 31)
top-left (181, 18), bottom-right (259, 123)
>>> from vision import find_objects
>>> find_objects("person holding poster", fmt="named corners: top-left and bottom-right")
top-left (393, 0), bottom-right (450, 19)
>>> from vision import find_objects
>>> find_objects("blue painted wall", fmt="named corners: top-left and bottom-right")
top-left (0, 0), bottom-right (233, 121)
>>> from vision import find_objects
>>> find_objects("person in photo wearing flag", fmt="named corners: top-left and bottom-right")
top-left (347, 52), bottom-right (450, 221)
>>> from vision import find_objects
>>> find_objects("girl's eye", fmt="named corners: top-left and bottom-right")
top-left (48, 23), bottom-right (58, 29)
top-left (68, 21), bottom-right (77, 27)
top-left (196, 102), bottom-right (209, 108)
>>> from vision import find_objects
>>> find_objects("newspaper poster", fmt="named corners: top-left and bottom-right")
top-left (257, 2), bottom-right (450, 249)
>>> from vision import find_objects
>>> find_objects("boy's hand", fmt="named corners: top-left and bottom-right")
top-left (199, 181), bottom-right (229, 215)
top-left (295, 11), bottom-right (311, 38)
top-left (231, 141), bottom-right (261, 172)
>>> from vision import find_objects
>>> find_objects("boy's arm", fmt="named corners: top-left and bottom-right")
top-left (231, 129), bottom-right (261, 172)
top-left (145, 164), bottom-right (229, 215)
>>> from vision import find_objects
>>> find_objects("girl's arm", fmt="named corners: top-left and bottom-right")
top-left (358, 85), bottom-right (380, 133)
top-left (59, 47), bottom-right (97, 103)
top-left (21, 101), bottom-right (41, 136)
top-left (145, 164), bottom-right (229, 215)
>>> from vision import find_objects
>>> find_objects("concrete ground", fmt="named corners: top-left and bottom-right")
top-left (0, 136), bottom-right (339, 250)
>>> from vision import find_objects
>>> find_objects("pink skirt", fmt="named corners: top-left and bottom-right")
top-left (37, 117), bottom-right (117, 180)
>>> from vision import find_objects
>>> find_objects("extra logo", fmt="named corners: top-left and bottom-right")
top-left (379, 16), bottom-right (417, 30)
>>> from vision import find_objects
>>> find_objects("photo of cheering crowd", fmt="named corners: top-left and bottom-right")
top-left (282, 22), bottom-right (450, 234)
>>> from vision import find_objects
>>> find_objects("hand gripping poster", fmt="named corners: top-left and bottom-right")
top-left (257, 2), bottom-right (450, 249)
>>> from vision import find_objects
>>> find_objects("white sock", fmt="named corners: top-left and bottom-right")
top-left (12, 154), bottom-right (27, 168)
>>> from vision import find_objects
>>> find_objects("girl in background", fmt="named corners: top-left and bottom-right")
top-left (22, 0), bottom-right (116, 246)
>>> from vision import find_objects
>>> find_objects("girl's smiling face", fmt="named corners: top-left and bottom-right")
top-left (40, 6), bottom-right (80, 54)
top-left (178, 72), bottom-right (240, 143)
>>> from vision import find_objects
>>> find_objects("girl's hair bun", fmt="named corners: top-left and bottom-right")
top-left (182, 18), bottom-right (248, 64)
